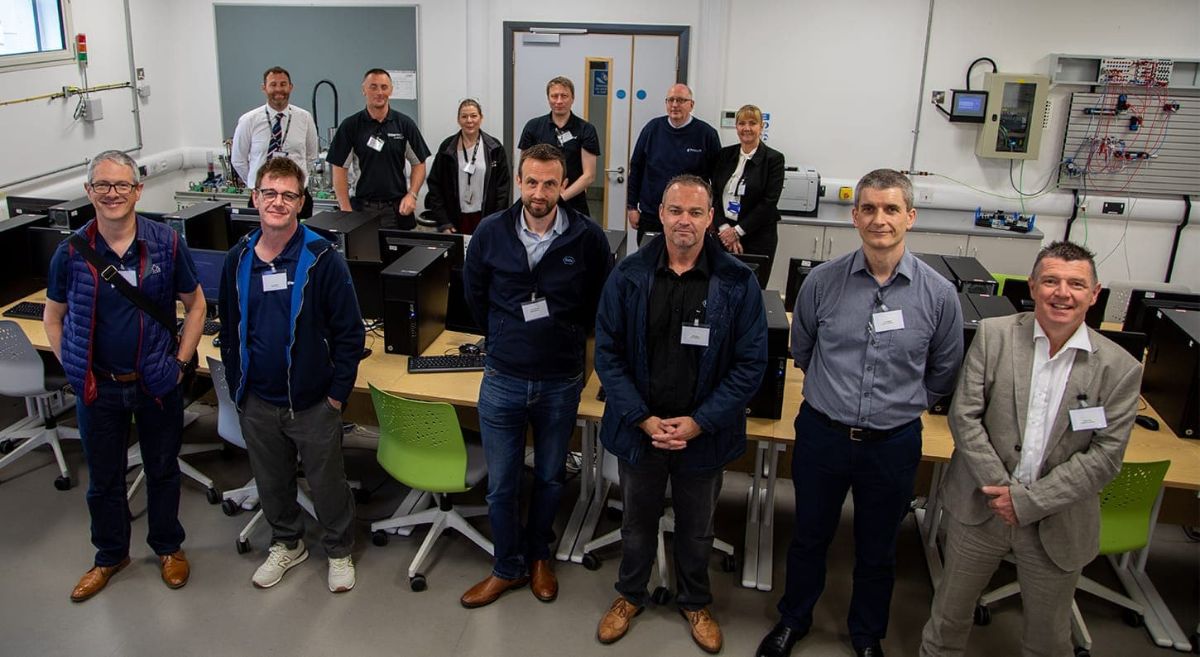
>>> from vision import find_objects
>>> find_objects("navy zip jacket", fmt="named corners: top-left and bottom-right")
top-left (217, 226), bottom-right (365, 411)
top-left (594, 234), bottom-right (768, 472)
top-left (462, 200), bottom-right (612, 380)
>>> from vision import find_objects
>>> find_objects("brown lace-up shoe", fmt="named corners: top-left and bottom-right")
top-left (597, 596), bottom-right (643, 644)
top-left (681, 607), bottom-right (723, 653)
top-left (460, 573), bottom-right (530, 608)
top-left (70, 557), bottom-right (131, 602)
top-left (159, 550), bottom-right (190, 589)
top-left (530, 559), bottom-right (558, 602)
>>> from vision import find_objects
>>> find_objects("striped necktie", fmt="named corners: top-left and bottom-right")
top-left (267, 112), bottom-right (284, 156)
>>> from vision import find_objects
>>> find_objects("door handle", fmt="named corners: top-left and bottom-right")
top-left (812, 236), bottom-right (819, 258)
top-left (605, 166), bottom-right (625, 175)
top-left (826, 237), bottom-right (832, 258)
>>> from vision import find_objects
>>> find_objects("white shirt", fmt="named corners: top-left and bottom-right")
top-left (231, 103), bottom-right (319, 187)
top-left (720, 147), bottom-right (757, 228)
top-left (1014, 320), bottom-right (1092, 484)
top-left (515, 208), bottom-right (568, 270)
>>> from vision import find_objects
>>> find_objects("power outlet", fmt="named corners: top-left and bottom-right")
top-left (918, 189), bottom-right (934, 204)
top-left (1102, 201), bottom-right (1126, 215)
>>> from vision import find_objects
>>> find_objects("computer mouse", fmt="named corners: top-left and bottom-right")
top-left (361, 348), bottom-right (373, 360)
top-left (459, 343), bottom-right (481, 356)
top-left (1134, 415), bottom-right (1159, 431)
top-left (212, 336), bottom-right (221, 347)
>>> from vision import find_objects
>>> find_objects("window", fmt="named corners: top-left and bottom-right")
top-left (0, 0), bottom-right (72, 70)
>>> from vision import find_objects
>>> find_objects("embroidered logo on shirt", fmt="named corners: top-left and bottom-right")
top-left (149, 264), bottom-right (162, 275)
top-left (563, 255), bottom-right (576, 266)
top-left (686, 148), bottom-right (703, 153)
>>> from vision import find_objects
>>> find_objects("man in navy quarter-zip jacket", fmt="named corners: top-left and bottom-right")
top-left (460, 143), bottom-right (612, 608)
top-left (218, 156), bottom-right (365, 594)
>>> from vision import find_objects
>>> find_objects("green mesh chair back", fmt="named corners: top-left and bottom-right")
top-left (1098, 460), bottom-right (1170, 555)
top-left (992, 273), bottom-right (1027, 296)
top-left (370, 384), bottom-right (471, 494)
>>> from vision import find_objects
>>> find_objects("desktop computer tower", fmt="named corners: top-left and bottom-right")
top-left (1142, 310), bottom-right (1199, 438)
top-left (929, 293), bottom-right (988, 415)
top-left (784, 257), bottom-right (824, 313)
top-left (304, 210), bottom-right (380, 262)
top-left (228, 208), bottom-right (261, 243)
top-left (7, 196), bottom-right (65, 218)
top-left (47, 197), bottom-right (96, 229)
top-left (746, 290), bottom-right (789, 419)
top-left (164, 201), bottom-right (231, 250)
top-left (943, 255), bottom-right (998, 295)
top-left (381, 244), bottom-right (450, 356)
top-left (915, 253), bottom-right (955, 286)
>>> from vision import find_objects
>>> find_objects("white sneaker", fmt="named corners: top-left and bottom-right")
top-left (252, 542), bottom-right (309, 588)
top-left (328, 556), bottom-right (355, 593)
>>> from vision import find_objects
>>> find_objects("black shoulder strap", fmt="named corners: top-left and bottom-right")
top-left (68, 233), bottom-right (177, 334)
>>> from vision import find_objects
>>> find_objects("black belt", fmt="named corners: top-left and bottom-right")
top-left (93, 368), bottom-right (138, 383)
top-left (805, 403), bottom-right (918, 442)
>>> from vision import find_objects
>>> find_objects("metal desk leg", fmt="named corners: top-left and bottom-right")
top-left (1119, 488), bottom-right (1192, 650)
top-left (742, 440), bottom-right (767, 588)
top-left (570, 421), bottom-right (610, 563)
top-left (556, 419), bottom-right (596, 561)
top-left (914, 462), bottom-right (945, 589)
top-left (756, 442), bottom-right (785, 591)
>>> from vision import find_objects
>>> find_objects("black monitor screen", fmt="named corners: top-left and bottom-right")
top-left (27, 226), bottom-right (71, 281)
top-left (733, 253), bottom-right (771, 290)
top-left (785, 257), bottom-right (824, 312)
top-left (1098, 329), bottom-right (1148, 364)
top-left (190, 249), bottom-right (226, 310)
top-left (378, 229), bottom-right (464, 268)
top-left (1122, 290), bottom-right (1200, 338)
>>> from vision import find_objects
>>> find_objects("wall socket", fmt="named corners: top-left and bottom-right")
top-left (918, 189), bottom-right (934, 204)
top-left (1102, 201), bottom-right (1126, 215)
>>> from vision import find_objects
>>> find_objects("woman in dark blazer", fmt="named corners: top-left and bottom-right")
top-left (711, 104), bottom-right (785, 269)
top-left (423, 99), bottom-right (511, 234)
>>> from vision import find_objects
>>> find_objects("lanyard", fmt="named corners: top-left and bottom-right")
top-left (461, 134), bottom-right (480, 185)
top-left (265, 107), bottom-right (293, 147)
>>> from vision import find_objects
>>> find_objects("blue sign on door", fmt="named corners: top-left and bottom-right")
top-left (592, 70), bottom-right (608, 96)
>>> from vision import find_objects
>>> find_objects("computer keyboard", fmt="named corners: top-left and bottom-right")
top-left (3, 301), bottom-right (46, 320)
top-left (203, 319), bottom-right (220, 336)
top-left (407, 353), bottom-right (486, 373)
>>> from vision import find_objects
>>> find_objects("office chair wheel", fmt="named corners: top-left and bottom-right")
top-left (54, 475), bottom-right (72, 491)
top-left (1073, 647), bottom-right (1090, 657)
top-left (0, 439), bottom-right (14, 454)
top-left (371, 530), bottom-right (390, 547)
top-left (1122, 609), bottom-right (1143, 628)
top-left (235, 538), bottom-right (251, 554)
top-left (581, 553), bottom-right (600, 571)
top-left (221, 499), bottom-right (241, 516)
top-left (651, 586), bottom-right (672, 605)
top-left (721, 554), bottom-right (737, 573)
top-left (409, 575), bottom-right (427, 592)
top-left (973, 604), bottom-right (991, 626)
top-left (353, 487), bottom-right (371, 504)
top-left (206, 487), bottom-right (221, 505)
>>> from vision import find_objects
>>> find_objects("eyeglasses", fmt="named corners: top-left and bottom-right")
top-left (665, 96), bottom-right (693, 105)
top-left (256, 188), bottom-right (303, 203)
top-left (88, 181), bottom-right (137, 195)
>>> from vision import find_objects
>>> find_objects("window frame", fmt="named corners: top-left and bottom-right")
top-left (0, 0), bottom-right (75, 71)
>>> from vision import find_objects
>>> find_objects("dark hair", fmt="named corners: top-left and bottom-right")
top-left (546, 76), bottom-right (575, 96)
top-left (855, 168), bottom-right (914, 210)
top-left (262, 66), bottom-right (291, 84)
top-left (458, 99), bottom-right (482, 115)
top-left (518, 143), bottom-right (566, 179)
top-left (662, 174), bottom-right (713, 209)
top-left (1032, 240), bottom-right (1099, 285)
top-left (255, 156), bottom-right (306, 189)
top-left (363, 68), bottom-right (391, 82)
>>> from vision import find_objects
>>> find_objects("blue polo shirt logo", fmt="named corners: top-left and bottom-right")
top-left (563, 255), bottom-right (576, 266)
top-left (149, 264), bottom-right (162, 276)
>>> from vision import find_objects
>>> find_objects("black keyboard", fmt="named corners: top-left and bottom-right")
top-left (3, 301), bottom-right (45, 320)
top-left (203, 319), bottom-right (220, 336)
top-left (407, 354), bottom-right (486, 373)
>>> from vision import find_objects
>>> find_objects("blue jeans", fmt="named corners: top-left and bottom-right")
top-left (75, 380), bottom-right (185, 566)
top-left (477, 367), bottom-right (583, 579)
top-left (778, 402), bottom-right (922, 649)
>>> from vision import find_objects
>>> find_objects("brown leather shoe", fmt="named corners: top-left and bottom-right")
top-left (681, 607), bottom-right (723, 653)
top-left (460, 574), bottom-right (530, 608)
top-left (530, 559), bottom-right (558, 602)
top-left (70, 557), bottom-right (131, 602)
top-left (597, 596), bottom-right (642, 644)
top-left (159, 550), bottom-right (190, 589)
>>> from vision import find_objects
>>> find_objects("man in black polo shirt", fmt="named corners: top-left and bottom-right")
top-left (327, 68), bottom-right (431, 229)
top-left (518, 76), bottom-right (600, 218)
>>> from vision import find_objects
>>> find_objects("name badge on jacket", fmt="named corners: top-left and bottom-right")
top-left (1069, 406), bottom-right (1108, 431)
top-left (262, 271), bottom-right (289, 292)
top-left (872, 309), bottom-right (904, 333)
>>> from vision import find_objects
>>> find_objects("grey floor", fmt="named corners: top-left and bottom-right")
top-left (0, 397), bottom-right (1194, 657)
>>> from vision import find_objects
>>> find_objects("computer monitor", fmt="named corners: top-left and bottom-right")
top-left (349, 259), bottom-right (384, 321)
top-left (27, 226), bottom-right (72, 284)
top-left (7, 196), bottom-right (65, 218)
top-left (784, 257), bottom-right (824, 312)
top-left (733, 253), bottom-right (771, 290)
top-left (1098, 329), bottom-right (1148, 364)
top-left (1122, 289), bottom-right (1200, 339)
top-left (189, 248), bottom-right (226, 318)
top-left (0, 214), bottom-right (52, 305)
top-left (164, 201), bottom-right (231, 251)
top-left (378, 229), bottom-right (465, 268)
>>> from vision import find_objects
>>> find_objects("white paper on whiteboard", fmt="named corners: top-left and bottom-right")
top-left (388, 70), bottom-right (417, 100)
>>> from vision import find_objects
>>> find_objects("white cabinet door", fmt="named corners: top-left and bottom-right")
top-left (824, 226), bottom-right (861, 259)
top-left (966, 235), bottom-right (1042, 275)
top-left (777, 223), bottom-right (826, 261)
top-left (906, 232), bottom-right (968, 257)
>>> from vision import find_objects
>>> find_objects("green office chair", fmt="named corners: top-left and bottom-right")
top-left (367, 385), bottom-right (492, 591)
top-left (975, 460), bottom-right (1171, 656)
top-left (991, 273), bottom-right (1027, 296)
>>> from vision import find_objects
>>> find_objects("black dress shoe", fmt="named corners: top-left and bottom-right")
top-left (854, 644), bottom-right (885, 657)
top-left (756, 623), bottom-right (806, 657)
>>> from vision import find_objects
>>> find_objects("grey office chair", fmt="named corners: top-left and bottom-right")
top-left (0, 320), bottom-right (80, 489)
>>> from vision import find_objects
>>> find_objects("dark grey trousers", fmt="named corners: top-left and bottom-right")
top-left (239, 394), bottom-right (355, 558)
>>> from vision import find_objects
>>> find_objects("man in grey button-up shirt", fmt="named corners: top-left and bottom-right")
top-left (757, 169), bottom-right (962, 657)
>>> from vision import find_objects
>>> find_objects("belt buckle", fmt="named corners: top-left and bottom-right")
top-left (848, 427), bottom-right (864, 442)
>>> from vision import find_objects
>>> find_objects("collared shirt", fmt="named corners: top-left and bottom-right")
top-left (244, 227), bottom-right (304, 406)
top-left (515, 207), bottom-right (568, 270)
top-left (647, 244), bottom-right (710, 418)
top-left (1014, 320), bottom-right (1091, 484)
top-left (720, 146), bottom-right (757, 225)
top-left (231, 103), bottom-right (320, 187)
top-left (327, 108), bottom-right (431, 202)
top-left (791, 248), bottom-right (963, 429)
top-left (517, 112), bottom-right (601, 200)
top-left (456, 135), bottom-right (485, 213)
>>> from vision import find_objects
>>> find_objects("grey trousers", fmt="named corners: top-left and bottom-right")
top-left (919, 514), bottom-right (1081, 657)
top-left (240, 394), bottom-right (355, 558)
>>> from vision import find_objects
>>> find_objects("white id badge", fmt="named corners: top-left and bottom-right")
top-left (1069, 406), bottom-right (1108, 431)
top-left (681, 324), bottom-right (710, 347)
top-left (118, 270), bottom-right (137, 285)
top-left (736, 180), bottom-right (747, 195)
top-left (463, 161), bottom-right (476, 175)
top-left (557, 130), bottom-right (575, 145)
top-left (366, 135), bottom-right (385, 152)
top-left (262, 271), bottom-right (289, 292)
top-left (871, 309), bottom-right (905, 332)
top-left (521, 297), bottom-right (550, 322)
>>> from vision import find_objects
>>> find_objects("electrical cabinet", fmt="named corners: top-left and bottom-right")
top-left (976, 73), bottom-right (1051, 160)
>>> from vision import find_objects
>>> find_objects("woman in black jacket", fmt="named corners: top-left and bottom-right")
top-left (711, 104), bottom-right (785, 270)
top-left (423, 99), bottom-right (511, 234)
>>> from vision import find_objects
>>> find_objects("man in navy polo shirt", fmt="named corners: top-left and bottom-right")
top-left (44, 150), bottom-right (205, 602)
top-left (217, 156), bottom-right (365, 593)
top-left (327, 68), bottom-right (431, 229)
top-left (517, 77), bottom-right (601, 218)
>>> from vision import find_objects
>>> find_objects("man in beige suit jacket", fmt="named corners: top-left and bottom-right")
top-left (919, 241), bottom-right (1142, 657)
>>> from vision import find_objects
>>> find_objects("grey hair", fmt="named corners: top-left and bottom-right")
top-left (854, 168), bottom-right (913, 211)
top-left (88, 150), bottom-right (140, 184)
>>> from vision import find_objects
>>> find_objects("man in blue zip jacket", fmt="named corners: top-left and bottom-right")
top-left (217, 157), bottom-right (365, 593)
top-left (460, 143), bottom-right (612, 608)
top-left (593, 175), bottom-right (767, 653)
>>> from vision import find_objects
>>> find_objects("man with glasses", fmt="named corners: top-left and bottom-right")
top-left (626, 83), bottom-right (720, 244)
top-left (757, 169), bottom-right (963, 657)
top-left (217, 156), bottom-right (365, 593)
top-left (327, 68), bottom-right (431, 229)
top-left (231, 66), bottom-right (320, 218)
top-left (44, 150), bottom-right (206, 602)
top-left (518, 77), bottom-right (601, 217)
